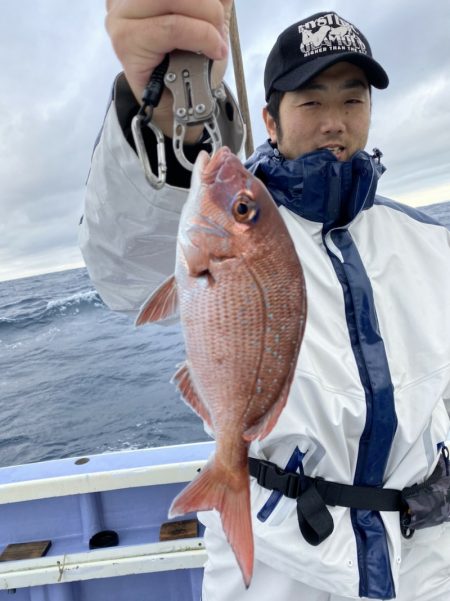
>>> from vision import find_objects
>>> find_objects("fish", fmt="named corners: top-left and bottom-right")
top-left (136, 146), bottom-right (307, 587)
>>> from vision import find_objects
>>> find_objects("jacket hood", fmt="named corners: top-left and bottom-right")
top-left (245, 141), bottom-right (386, 231)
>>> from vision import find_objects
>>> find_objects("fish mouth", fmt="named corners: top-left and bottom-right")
top-left (202, 147), bottom-right (234, 185)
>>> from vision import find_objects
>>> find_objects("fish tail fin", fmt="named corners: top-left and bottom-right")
top-left (169, 458), bottom-right (254, 588)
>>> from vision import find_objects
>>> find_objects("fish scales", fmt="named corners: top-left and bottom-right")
top-left (178, 263), bottom-right (267, 427)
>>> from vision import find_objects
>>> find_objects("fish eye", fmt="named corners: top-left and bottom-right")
top-left (232, 192), bottom-right (258, 223)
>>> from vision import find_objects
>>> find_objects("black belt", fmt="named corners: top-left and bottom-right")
top-left (248, 457), bottom-right (403, 546)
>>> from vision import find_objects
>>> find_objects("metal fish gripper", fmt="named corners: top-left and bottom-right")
top-left (132, 51), bottom-right (223, 189)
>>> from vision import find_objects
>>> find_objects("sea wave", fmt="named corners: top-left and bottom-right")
top-left (46, 289), bottom-right (101, 311)
top-left (0, 289), bottom-right (104, 330)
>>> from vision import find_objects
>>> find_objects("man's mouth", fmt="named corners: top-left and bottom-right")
top-left (320, 146), bottom-right (345, 159)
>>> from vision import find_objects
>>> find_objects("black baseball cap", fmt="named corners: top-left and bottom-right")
top-left (264, 12), bottom-right (389, 100)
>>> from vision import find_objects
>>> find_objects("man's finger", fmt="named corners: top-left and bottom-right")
top-left (108, 0), bottom-right (226, 34)
top-left (112, 14), bottom-right (227, 66)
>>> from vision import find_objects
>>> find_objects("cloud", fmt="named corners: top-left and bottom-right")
top-left (0, 2), bottom-right (121, 281)
top-left (370, 72), bottom-right (450, 203)
top-left (0, 0), bottom-right (449, 281)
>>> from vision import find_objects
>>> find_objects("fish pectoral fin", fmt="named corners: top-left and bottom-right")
top-left (243, 379), bottom-right (291, 442)
top-left (135, 275), bottom-right (178, 325)
top-left (172, 363), bottom-right (214, 432)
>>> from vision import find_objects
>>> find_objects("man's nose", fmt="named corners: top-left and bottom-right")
top-left (319, 108), bottom-right (346, 134)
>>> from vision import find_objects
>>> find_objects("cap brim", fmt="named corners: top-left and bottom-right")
top-left (269, 54), bottom-right (389, 99)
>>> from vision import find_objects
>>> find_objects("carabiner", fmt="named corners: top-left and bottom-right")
top-left (131, 113), bottom-right (167, 190)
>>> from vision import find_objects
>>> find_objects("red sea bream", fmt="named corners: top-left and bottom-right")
top-left (136, 147), bottom-right (307, 586)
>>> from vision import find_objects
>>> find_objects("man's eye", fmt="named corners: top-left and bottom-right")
top-left (300, 101), bottom-right (320, 107)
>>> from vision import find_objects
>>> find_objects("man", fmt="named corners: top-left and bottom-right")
top-left (79, 2), bottom-right (450, 600)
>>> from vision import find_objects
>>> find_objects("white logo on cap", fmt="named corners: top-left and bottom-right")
top-left (298, 13), bottom-right (367, 57)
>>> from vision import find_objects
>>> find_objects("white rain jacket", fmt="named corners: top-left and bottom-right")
top-left (79, 74), bottom-right (450, 600)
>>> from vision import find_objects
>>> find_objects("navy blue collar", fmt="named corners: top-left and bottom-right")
top-left (245, 141), bottom-right (385, 231)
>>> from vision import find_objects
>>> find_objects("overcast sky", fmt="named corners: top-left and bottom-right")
top-left (1, 0), bottom-right (449, 282)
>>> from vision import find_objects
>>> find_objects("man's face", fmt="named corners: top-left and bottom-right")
top-left (263, 62), bottom-right (371, 161)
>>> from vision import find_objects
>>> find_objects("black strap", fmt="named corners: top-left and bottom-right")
top-left (249, 457), bottom-right (403, 545)
top-left (296, 483), bottom-right (334, 546)
top-left (248, 457), bottom-right (402, 511)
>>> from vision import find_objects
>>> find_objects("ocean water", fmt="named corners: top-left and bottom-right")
top-left (0, 268), bottom-right (208, 468)
top-left (1, 201), bottom-right (449, 469)
top-left (422, 200), bottom-right (450, 228)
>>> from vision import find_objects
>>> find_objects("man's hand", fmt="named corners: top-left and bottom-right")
top-left (105, 0), bottom-right (233, 139)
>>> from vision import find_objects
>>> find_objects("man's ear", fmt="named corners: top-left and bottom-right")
top-left (262, 106), bottom-right (278, 144)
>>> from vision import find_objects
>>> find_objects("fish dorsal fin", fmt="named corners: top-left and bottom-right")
top-left (172, 362), bottom-right (214, 432)
top-left (135, 275), bottom-right (178, 325)
top-left (242, 376), bottom-right (292, 442)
